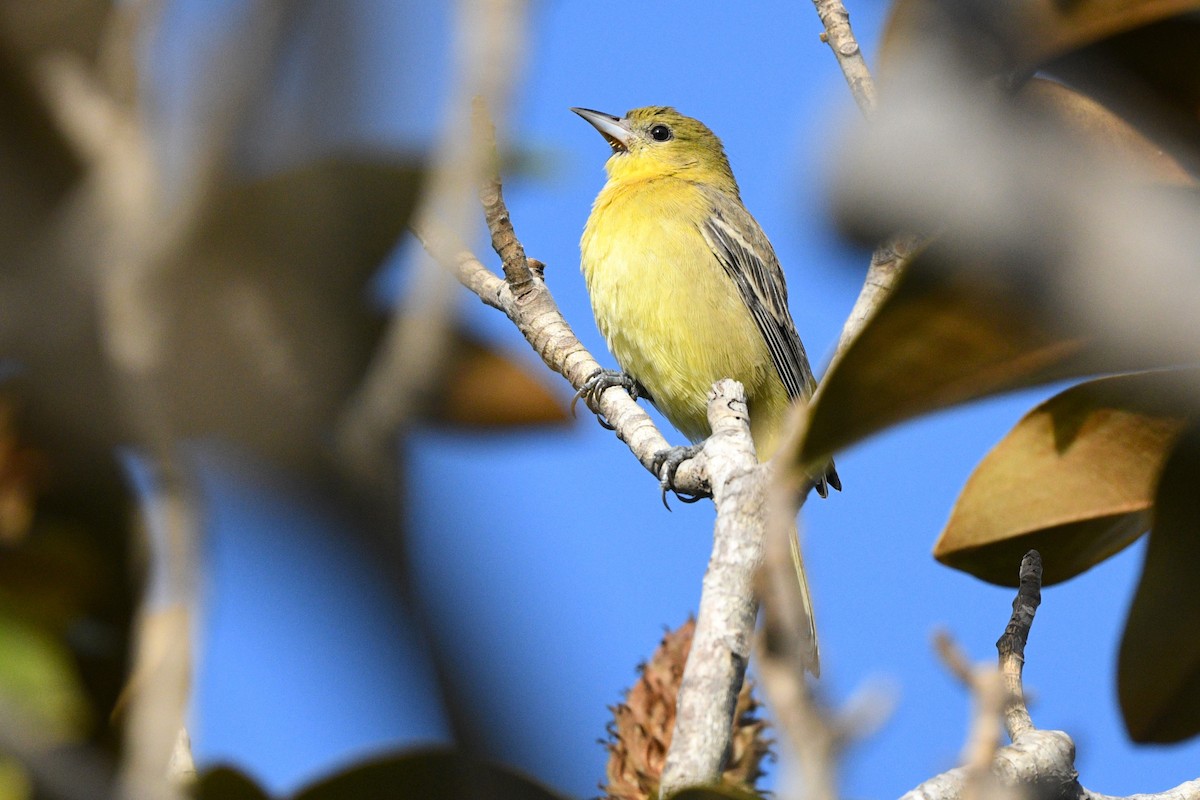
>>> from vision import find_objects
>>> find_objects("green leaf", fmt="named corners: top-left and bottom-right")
top-left (1119, 426), bottom-right (1200, 742)
top-left (935, 372), bottom-right (1190, 586)
top-left (0, 604), bottom-right (91, 741)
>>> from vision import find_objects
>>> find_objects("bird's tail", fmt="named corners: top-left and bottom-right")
top-left (812, 458), bottom-right (841, 499)
top-left (788, 523), bottom-right (820, 677)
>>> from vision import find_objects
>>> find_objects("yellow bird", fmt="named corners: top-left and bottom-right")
top-left (573, 106), bottom-right (839, 673)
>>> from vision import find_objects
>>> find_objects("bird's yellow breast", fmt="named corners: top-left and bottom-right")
top-left (580, 176), bottom-right (789, 455)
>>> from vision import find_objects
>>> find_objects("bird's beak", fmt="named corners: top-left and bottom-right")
top-left (571, 107), bottom-right (633, 154)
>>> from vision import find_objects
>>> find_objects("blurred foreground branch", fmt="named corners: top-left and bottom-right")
top-left (31, 1), bottom-right (293, 796)
top-left (335, 0), bottom-right (531, 492)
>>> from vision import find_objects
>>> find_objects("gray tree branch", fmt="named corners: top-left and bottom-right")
top-left (812, 0), bottom-right (877, 117)
top-left (660, 380), bottom-right (765, 794)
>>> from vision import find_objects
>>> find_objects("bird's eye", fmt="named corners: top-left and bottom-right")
top-left (649, 124), bottom-right (673, 142)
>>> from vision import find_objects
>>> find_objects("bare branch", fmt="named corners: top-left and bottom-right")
top-left (997, 550), bottom-right (1042, 740)
top-left (660, 380), bottom-right (764, 794)
top-left (1084, 780), bottom-right (1200, 800)
top-left (811, 0), bottom-right (878, 118)
top-left (831, 233), bottom-right (919, 360)
top-left (933, 631), bottom-right (1005, 800)
top-left (901, 552), bottom-right (1077, 800)
top-left (475, 98), bottom-right (533, 294)
top-left (32, 3), bottom-right (293, 795)
top-left (758, 485), bottom-right (897, 800)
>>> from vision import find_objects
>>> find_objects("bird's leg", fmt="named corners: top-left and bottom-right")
top-left (652, 443), bottom-right (707, 509)
top-left (571, 368), bottom-right (647, 429)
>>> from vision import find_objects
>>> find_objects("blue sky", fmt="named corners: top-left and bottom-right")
top-left (179, 1), bottom-right (1200, 797)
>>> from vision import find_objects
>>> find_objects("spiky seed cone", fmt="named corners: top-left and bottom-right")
top-left (602, 618), bottom-right (770, 800)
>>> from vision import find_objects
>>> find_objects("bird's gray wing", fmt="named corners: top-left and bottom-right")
top-left (697, 187), bottom-right (818, 401)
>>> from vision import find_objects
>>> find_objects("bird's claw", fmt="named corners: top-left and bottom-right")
top-left (571, 368), bottom-right (642, 426)
top-left (651, 443), bottom-right (707, 510)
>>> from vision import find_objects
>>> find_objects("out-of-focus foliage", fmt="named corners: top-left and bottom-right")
top-left (197, 751), bottom-right (568, 800)
top-left (0, 606), bottom-right (92, 740)
top-left (667, 788), bottom-right (763, 800)
top-left (797, 0), bottom-right (1200, 742)
top-left (0, 0), bottom-right (567, 793)
top-left (1118, 426), bottom-right (1200, 743)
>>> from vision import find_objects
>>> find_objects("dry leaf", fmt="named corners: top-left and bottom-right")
top-left (878, 0), bottom-right (1200, 76)
top-left (934, 372), bottom-right (1191, 586)
top-left (431, 335), bottom-right (567, 429)
top-left (1118, 426), bottom-right (1200, 742)
top-left (799, 256), bottom-right (1105, 467)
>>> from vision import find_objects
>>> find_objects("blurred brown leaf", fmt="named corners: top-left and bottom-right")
top-left (431, 334), bottom-right (566, 428)
top-left (1118, 426), bottom-right (1200, 743)
top-left (1042, 13), bottom-right (1200, 173)
top-left (879, 0), bottom-right (1200, 173)
top-left (1007, 0), bottom-right (1200, 69)
top-left (296, 750), bottom-right (566, 800)
top-left (0, 1), bottom-right (111, 64)
top-left (667, 789), bottom-right (763, 800)
top-left (799, 254), bottom-right (1102, 467)
top-left (935, 372), bottom-right (1191, 586)
top-left (199, 750), bottom-right (574, 799)
top-left (0, 395), bottom-right (47, 543)
top-left (156, 157), bottom-right (565, 466)
top-left (195, 766), bottom-right (271, 800)
top-left (156, 157), bottom-right (422, 469)
top-left (879, 0), bottom-right (1200, 76)
top-left (1015, 78), bottom-right (1195, 185)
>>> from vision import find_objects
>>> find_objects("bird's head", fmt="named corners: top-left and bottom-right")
top-left (571, 106), bottom-right (738, 193)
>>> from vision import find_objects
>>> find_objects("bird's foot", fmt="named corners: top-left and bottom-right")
top-left (651, 443), bottom-right (707, 510)
top-left (571, 369), bottom-right (644, 429)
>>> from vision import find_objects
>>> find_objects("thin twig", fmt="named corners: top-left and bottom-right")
top-left (758, 486), bottom-right (898, 800)
top-left (831, 233), bottom-right (920, 360)
top-left (812, 0), bottom-right (877, 117)
top-left (933, 631), bottom-right (1005, 800)
top-left (475, 98), bottom-right (533, 294)
top-left (900, 551), bottom-right (1200, 800)
top-left (900, 551), bottom-right (1072, 800)
top-left (756, 20), bottom-right (915, 789)
top-left (36, 2), bottom-right (292, 795)
top-left (997, 550), bottom-right (1042, 740)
